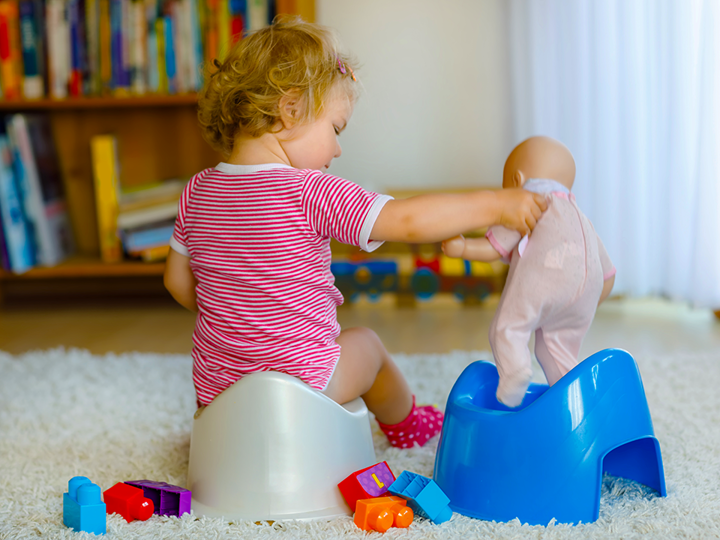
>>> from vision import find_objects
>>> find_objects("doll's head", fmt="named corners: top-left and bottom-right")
top-left (198, 16), bottom-right (359, 156)
top-left (503, 136), bottom-right (576, 191)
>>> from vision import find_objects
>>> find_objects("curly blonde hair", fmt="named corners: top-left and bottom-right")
top-left (198, 16), bottom-right (359, 156)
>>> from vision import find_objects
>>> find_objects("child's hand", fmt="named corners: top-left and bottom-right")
top-left (495, 189), bottom-right (548, 236)
top-left (442, 235), bottom-right (466, 258)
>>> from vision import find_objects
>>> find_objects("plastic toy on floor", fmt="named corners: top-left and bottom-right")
top-left (103, 482), bottom-right (154, 523)
top-left (63, 476), bottom-right (106, 535)
top-left (388, 471), bottom-right (452, 524)
top-left (124, 480), bottom-right (191, 517)
top-left (433, 349), bottom-right (666, 525)
top-left (354, 496), bottom-right (414, 532)
top-left (187, 371), bottom-right (376, 521)
top-left (338, 461), bottom-right (396, 511)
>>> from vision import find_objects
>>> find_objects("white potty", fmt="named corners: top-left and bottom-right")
top-left (187, 371), bottom-right (376, 521)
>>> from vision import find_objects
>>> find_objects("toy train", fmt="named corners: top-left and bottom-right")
top-left (331, 243), bottom-right (507, 305)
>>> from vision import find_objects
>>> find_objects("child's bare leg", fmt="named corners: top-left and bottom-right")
top-left (323, 327), bottom-right (412, 425)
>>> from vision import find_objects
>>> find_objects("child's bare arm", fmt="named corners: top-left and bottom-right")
top-left (164, 248), bottom-right (198, 312)
top-left (442, 235), bottom-right (501, 262)
top-left (370, 189), bottom-right (546, 243)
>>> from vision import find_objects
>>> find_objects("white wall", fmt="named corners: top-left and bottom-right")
top-left (317, 0), bottom-right (513, 192)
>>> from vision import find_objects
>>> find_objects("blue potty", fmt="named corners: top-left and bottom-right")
top-left (433, 348), bottom-right (666, 525)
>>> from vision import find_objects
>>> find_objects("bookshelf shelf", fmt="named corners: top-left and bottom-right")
top-left (0, 256), bottom-right (164, 280)
top-left (0, 95), bottom-right (200, 111)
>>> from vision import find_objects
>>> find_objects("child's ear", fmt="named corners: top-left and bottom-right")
top-left (278, 90), bottom-right (302, 130)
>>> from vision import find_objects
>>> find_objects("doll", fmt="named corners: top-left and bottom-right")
top-left (443, 136), bottom-right (616, 407)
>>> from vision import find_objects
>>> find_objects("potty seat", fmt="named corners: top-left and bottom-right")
top-left (433, 348), bottom-right (666, 525)
top-left (187, 371), bottom-right (376, 521)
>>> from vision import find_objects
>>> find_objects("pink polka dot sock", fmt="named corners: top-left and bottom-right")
top-left (376, 396), bottom-right (444, 449)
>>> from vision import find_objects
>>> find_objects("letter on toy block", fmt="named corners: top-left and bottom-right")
top-left (338, 461), bottom-right (396, 511)
top-left (103, 482), bottom-right (154, 523)
top-left (388, 471), bottom-right (452, 523)
top-left (124, 480), bottom-right (191, 517)
top-left (354, 496), bottom-right (413, 533)
top-left (63, 476), bottom-right (106, 535)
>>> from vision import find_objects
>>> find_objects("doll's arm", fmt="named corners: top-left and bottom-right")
top-left (598, 273), bottom-right (615, 306)
top-left (164, 248), bottom-right (199, 312)
top-left (442, 235), bottom-right (501, 262)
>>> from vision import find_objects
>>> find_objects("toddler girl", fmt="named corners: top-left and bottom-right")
top-left (163, 16), bottom-right (547, 448)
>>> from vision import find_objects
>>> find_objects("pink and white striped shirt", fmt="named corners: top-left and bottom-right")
top-left (170, 163), bottom-right (391, 405)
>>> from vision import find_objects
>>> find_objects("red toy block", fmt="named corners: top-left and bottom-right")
top-left (338, 461), bottom-right (396, 511)
top-left (103, 482), bottom-right (154, 523)
top-left (354, 496), bottom-right (414, 533)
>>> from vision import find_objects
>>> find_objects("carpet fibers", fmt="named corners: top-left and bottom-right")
top-left (1, 347), bottom-right (719, 539)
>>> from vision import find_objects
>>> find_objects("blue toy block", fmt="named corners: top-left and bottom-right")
top-left (388, 471), bottom-right (452, 524)
top-left (63, 476), bottom-right (106, 535)
top-left (434, 349), bottom-right (667, 525)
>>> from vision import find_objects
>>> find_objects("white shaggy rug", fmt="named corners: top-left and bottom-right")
top-left (1, 347), bottom-right (719, 540)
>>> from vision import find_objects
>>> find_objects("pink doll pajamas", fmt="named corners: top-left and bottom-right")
top-left (487, 182), bottom-right (615, 407)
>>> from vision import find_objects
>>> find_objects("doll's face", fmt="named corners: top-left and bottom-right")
top-left (503, 137), bottom-right (576, 190)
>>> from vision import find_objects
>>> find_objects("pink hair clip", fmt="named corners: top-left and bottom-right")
top-left (337, 56), bottom-right (357, 82)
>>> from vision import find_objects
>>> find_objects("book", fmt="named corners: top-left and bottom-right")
top-left (0, 0), bottom-right (23, 100)
top-left (46, 0), bottom-right (71, 99)
top-left (90, 134), bottom-right (122, 262)
top-left (246, 0), bottom-right (267, 32)
top-left (18, 0), bottom-right (44, 99)
top-left (119, 177), bottom-right (185, 207)
top-left (86, 0), bottom-right (101, 94)
top-left (0, 130), bottom-right (35, 273)
top-left (6, 114), bottom-right (73, 267)
top-left (117, 199), bottom-right (178, 229)
top-left (138, 243), bottom-right (169, 262)
top-left (121, 218), bottom-right (174, 252)
top-left (0, 218), bottom-right (11, 270)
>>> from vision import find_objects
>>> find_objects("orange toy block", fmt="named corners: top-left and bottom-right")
top-left (354, 496), bottom-right (414, 533)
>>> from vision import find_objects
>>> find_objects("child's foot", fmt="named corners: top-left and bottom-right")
top-left (377, 396), bottom-right (444, 449)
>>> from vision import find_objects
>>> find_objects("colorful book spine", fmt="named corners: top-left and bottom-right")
top-left (246, 0), bottom-right (266, 32)
top-left (154, 15), bottom-right (166, 92)
top-left (217, 0), bottom-right (229, 60)
top-left (130, 0), bottom-right (146, 94)
top-left (163, 11), bottom-right (175, 93)
top-left (0, 0), bottom-right (23, 100)
top-left (90, 134), bottom-right (122, 263)
top-left (46, 0), bottom-right (70, 99)
top-left (18, 0), bottom-right (43, 99)
top-left (145, 0), bottom-right (158, 93)
top-left (85, 0), bottom-right (100, 94)
top-left (6, 114), bottom-right (72, 267)
top-left (229, 0), bottom-right (244, 44)
top-left (0, 130), bottom-right (34, 273)
top-left (98, 0), bottom-right (111, 92)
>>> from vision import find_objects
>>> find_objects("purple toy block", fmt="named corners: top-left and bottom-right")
top-left (124, 480), bottom-right (191, 517)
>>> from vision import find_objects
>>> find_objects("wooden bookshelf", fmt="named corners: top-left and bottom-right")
top-left (0, 0), bottom-right (315, 293)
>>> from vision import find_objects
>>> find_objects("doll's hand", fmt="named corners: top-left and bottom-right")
top-left (495, 189), bottom-right (547, 236)
top-left (442, 235), bottom-right (466, 258)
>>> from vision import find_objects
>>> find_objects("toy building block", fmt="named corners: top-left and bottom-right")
top-left (338, 461), bottom-right (396, 511)
top-left (354, 496), bottom-right (414, 533)
top-left (63, 476), bottom-right (106, 535)
top-left (124, 480), bottom-right (191, 517)
top-left (388, 471), bottom-right (452, 524)
top-left (103, 482), bottom-right (154, 523)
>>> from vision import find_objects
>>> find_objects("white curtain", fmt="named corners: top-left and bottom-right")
top-left (508, 0), bottom-right (720, 308)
